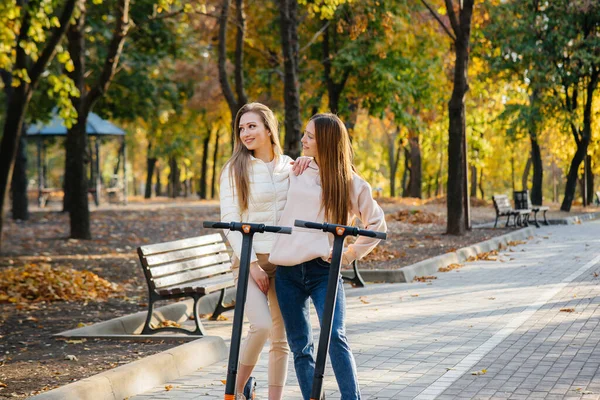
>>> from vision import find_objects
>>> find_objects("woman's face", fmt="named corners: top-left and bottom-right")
top-left (301, 120), bottom-right (318, 158)
top-left (239, 112), bottom-right (271, 153)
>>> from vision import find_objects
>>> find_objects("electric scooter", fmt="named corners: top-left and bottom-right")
top-left (294, 219), bottom-right (387, 400)
top-left (203, 221), bottom-right (292, 400)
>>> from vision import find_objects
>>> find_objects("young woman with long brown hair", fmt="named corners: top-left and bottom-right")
top-left (269, 113), bottom-right (387, 400)
top-left (219, 102), bottom-right (309, 400)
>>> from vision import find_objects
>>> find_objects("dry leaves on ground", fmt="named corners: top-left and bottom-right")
top-left (363, 246), bottom-right (405, 262)
top-left (153, 320), bottom-right (182, 328)
top-left (413, 276), bottom-right (437, 282)
top-left (0, 263), bottom-right (121, 304)
top-left (560, 308), bottom-right (575, 313)
top-left (467, 250), bottom-right (499, 262)
top-left (471, 369), bottom-right (487, 376)
top-left (506, 240), bottom-right (527, 246)
top-left (439, 263), bottom-right (463, 272)
top-left (386, 209), bottom-right (444, 224)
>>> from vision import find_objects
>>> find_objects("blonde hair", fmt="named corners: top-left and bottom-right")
top-left (224, 103), bottom-right (282, 212)
top-left (311, 113), bottom-right (354, 226)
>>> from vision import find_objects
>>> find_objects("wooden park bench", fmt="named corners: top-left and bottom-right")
top-left (492, 194), bottom-right (531, 228)
top-left (514, 190), bottom-right (549, 228)
top-left (137, 233), bottom-right (235, 335)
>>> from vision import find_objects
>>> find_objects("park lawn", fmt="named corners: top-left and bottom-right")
top-left (0, 198), bottom-right (594, 398)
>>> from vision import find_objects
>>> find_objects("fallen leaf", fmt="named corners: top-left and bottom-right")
top-left (560, 308), bottom-right (575, 313)
top-left (220, 380), bottom-right (227, 385)
top-left (487, 297), bottom-right (496, 300)
top-left (359, 296), bottom-right (370, 304)
top-left (413, 276), bottom-right (437, 282)
top-left (165, 385), bottom-right (173, 391)
top-left (0, 382), bottom-right (6, 388)
top-left (471, 369), bottom-right (487, 376)
top-left (64, 355), bottom-right (78, 361)
top-left (439, 263), bottom-right (462, 272)
top-left (66, 339), bottom-right (86, 344)
top-left (410, 294), bottom-right (419, 297)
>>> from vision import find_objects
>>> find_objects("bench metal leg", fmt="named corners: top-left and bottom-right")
top-left (532, 210), bottom-right (540, 228)
top-left (494, 215), bottom-right (499, 228)
top-left (141, 294), bottom-right (206, 336)
top-left (210, 288), bottom-right (235, 321)
top-left (342, 260), bottom-right (366, 288)
top-left (505, 214), bottom-right (512, 228)
top-left (543, 210), bottom-right (549, 226)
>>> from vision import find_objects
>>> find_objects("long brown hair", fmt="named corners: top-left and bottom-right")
top-left (311, 113), bottom-right (354, 225)
top-left (224, 103), bottom-right (282, 212)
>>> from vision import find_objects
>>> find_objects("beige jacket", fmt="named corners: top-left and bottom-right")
top-left (269, 160), bottom-right (386, 266)
top-left (220, 154), bottom-right (293, 263)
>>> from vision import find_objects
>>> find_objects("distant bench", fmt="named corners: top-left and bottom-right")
top-left (137, 233), bottom-right (235, 335)
top-left (492, 194), bottom-right (530, 228)
top-left (514, 190), bottom-right (549, 228)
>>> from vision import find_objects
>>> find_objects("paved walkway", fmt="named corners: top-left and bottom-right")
top-left (131, 221), bottom-right (600, 400)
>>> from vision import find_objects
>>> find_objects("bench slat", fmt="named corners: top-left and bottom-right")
top-left (140, 233), bottom-right (223, 256)
top-left (149, 253), bottom-right (231, 278)
top-left (157, 273), bottom-right (235, 296)
top-left (153, 262), bottom-right (233, 288)
top-left (144, 242), bottom-right (227, 266)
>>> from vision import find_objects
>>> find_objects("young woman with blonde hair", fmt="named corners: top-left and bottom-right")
top-left (270, 113), bottom-right (387, 400)
top-left (219, 102), bottom-right (309, 400)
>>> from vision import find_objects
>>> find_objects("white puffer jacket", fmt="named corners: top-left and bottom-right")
top-left (220, 154), bottom-right (293, 263)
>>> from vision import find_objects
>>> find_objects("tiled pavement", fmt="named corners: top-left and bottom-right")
top-left (131, 221), bottom-right (600, 399)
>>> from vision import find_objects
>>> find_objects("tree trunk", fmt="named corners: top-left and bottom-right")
top-left (585, 155), bottom-right (593, 205)
top-left (478, 168), bottom-right (484, 199)
top-left (529, 137), bottom-right (543, 204)
top-left (522, 157), bottom-right (531, 191)
top-left (402, 146), bottom-right (410, 198)
top-left (408, 135), bottom-right (422, 198)
top-left (145, 145), bottom-right (156, 200)
top-left (211, 129), bottom-right (220, 199)
top-left (168, 157), bottom-right (180, 198)
top-left (11, 128), bottom-right (29, 220)
top-left (528, 88), bottom-right (543, 205)
top-left (279, 0), bottom-right (302, 158)
top-left (322, 22), bottom-right (350, 114)
top-left (445, 0), bottom-right (474, 235)
top-left (470, 165), bottom-right (477, 198)
top-left (199, 131), bottom-right (211, 199)
top-left (561, 69), bottom-right (598, 211)
top-left (155, 165), bottom-right (162, 196)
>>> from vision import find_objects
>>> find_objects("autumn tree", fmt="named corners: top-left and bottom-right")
top-left (0, 0), bottom-right (80, 249)
top-left (421, 0), bottom-right (476, 234)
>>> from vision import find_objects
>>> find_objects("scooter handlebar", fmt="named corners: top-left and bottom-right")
top-left (263, 226), bottom-right (293, 235)
top-left (294, 220), bottom-right (325, 230)
top-left (357, 229), bottom-right (387, 240)
top-left (203, 221), bottom-right (232, 229)
top-left (203, 221), bottom-right (292, 235)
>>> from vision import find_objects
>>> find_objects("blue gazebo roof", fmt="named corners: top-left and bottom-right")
top-left (27, 111), bottom-right (125, 137)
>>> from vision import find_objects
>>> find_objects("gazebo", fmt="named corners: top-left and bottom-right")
top-left (26, 111), bottom-right (128, 207)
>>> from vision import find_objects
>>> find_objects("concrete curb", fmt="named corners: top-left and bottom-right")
top-left (548, 211), bottom-right (600, 225)
top-left (342, 226), bottom-right (536, 284)
top-left (30, 336), bottom-right (227, 400)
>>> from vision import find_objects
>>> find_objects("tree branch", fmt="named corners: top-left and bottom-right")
top-left (217, 0), bottom-right (238, 114)
top-left (29, 0), bottom-right (79, 88)
top-left (234, 0), bottom-right (247, 105)
top-left (86, 0), bottom-right (131, 109)
top-left (420, 0), bottom-right (456, 42)
top-left (299, 20), bottom-right (330, 54)
top-left (444, 0), bottom-right (460, 37)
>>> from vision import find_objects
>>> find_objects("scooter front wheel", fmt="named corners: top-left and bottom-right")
top-left (243, 376), bottom-right (256, 399)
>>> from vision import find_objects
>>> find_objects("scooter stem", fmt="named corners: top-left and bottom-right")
top-left (310, 234), bottom-right (346, 400)
top-left (225, 233), bottom-right (253, 398)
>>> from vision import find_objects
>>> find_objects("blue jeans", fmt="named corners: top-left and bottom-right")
top-left (275, 258), bottom-right (360, 400)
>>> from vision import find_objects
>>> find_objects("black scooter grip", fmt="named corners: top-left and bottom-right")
top-left (264, 226), bottom-right (293, 235)
top-left (357, 229), bottom-right (387, 240)
top-left (203, 221), bottom-right (231, 229)
top-left (294, 220), bottom-right (324, 230)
